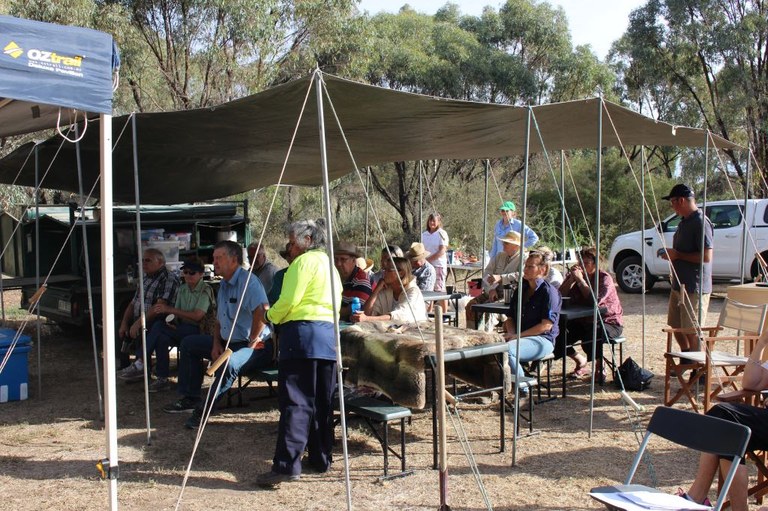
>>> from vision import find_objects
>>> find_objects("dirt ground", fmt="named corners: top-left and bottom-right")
top-left (0, 284), bottom-right (763, 510)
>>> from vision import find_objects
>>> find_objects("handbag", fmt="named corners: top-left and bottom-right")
top-left (616, 357), bottom-right (653, 391)
top-left (198, 285), bottom-right (218, 336)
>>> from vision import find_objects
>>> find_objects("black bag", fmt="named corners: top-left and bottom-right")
top-left (616, 357), bottom-right (654, 391)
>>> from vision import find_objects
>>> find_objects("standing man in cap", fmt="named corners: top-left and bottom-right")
top-left (489, 200), bottom-right (539, 260)
top-left (659, 184), bottom-right (714, 353)
top-left (334, 241), bottom-right (375, 321)
top-left (406, 242), bottom-right (436, 292)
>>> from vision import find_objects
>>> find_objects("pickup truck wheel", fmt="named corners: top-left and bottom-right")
top-left (615, 256), bottom-right (655, 293)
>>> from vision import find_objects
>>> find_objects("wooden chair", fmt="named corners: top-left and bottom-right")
top-left (663, 299), bottom-right (767, 413)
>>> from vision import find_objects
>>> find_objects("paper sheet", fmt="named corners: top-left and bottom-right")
top-left (590, 490), bottom-right (711, 510)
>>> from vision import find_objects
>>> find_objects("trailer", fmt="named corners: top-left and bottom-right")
top-left (1, 200), bottom-right (249, 327)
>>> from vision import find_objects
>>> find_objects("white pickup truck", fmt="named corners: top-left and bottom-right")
top-left (608, 199), bottom-right (768, 293)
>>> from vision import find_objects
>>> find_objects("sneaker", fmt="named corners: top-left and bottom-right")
top-left (117, 361), bottom-right (141, 376)
top-left (118, 362), bottom-right (145, 382)
top-left (148, 377), bottom-right (171, 393)
top-left (254, 470), bottom-right (300, 487)
top-left (162, 397), bottom-right (199, 414)
top-left (184, 408), bottom-right (202, 430)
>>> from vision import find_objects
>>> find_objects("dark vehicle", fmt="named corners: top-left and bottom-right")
top-left (1, 201), bottom-right (249, 327)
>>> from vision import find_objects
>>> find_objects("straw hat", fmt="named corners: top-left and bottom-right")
top-left (356, 257), bottom-right (375, 272)
top-left (406, 242), bottom-right (431, 261)
top-left (498, 231), bottom-right (521, 246)
top-left (335, 241), bottom-right (361, 258)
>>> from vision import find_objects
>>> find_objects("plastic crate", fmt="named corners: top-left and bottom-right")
top-left (0, 328), bottom-right (31, 402)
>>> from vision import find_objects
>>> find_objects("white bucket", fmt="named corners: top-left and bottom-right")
top-left (216, 231), bottom-right (237, 242)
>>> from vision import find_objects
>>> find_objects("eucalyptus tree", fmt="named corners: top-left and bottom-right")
top-left (359, 1), bottom-right (615, 239)
top-left (610, 0), bottom-right (768, 193)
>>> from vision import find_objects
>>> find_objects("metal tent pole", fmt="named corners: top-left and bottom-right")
top-left (560, 151), bottom-right (566, 271)
top-left (419, 161), bottom-right (423, 235)
top-left (314, 71), bottom-right (353, 511)
top-left (641, 148), bottom-right (646, 370)
top-left (482, 160), bottom-right (489, 268)
top-left (130, 115), bottom-right (152, 444)
top-left (34, 147), bottom-right (41, 397)
top-left (739, 146), bottom-right (750, 284)
top-left (364, 168), bottom-right (370, 258)
top-left (700, 134), bottom-right (710, 337)
top-left (99, 113), bottom-right (119, 511)
top-left (75, 123), bottom-right (104, 420)
top-left (512, 107), bottom-right (532, 467)
top-left (588, 95), bottom-right (604, 437)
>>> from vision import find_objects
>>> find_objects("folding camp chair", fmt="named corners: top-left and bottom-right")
top-left (663, 299), bottom-right (767, 413)
top-left (591, 406), bottom-right (751, 511)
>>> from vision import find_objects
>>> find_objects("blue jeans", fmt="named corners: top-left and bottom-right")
top-left (507, 335), bottom-right (554, 378)
top-left (137, 321), bottom-right (199, 378)
top-left (176, 334), bottom-right (274, 406)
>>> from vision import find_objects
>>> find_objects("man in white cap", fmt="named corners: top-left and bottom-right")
top-left (406, 242), bottom-right (436, 292)
top-left (466, 230), bottom-right (524, 331)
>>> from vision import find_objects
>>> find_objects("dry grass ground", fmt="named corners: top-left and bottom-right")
top-left (0, 284), bottom-right (763, 510)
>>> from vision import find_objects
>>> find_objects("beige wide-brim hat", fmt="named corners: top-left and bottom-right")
top-left (335, 241), bottom-right (361, 258)
top-left (498, 231), bottom-right (522, 246)
top-left (356, 257), bottom-right (375, 272)
top-left (406, 242), bottom-right (431, 261)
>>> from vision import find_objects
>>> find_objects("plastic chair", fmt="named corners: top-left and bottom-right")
top-left (591, 406), bottom-right (751, 511)
top-left (664, 298), bottom-right (767, 413)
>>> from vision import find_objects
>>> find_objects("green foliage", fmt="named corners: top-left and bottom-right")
top-left (609, 0), bottom-right (768, 194)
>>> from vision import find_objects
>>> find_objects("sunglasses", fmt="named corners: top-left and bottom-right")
top-left (182, 270), bottom-right (199, 275)
top-left (142, 258), bottom-right (153, 263)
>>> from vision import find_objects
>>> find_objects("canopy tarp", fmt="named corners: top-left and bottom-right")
top-left (0, 73), bottom-right (738, 204)
top-left (0, 15), bottom-right (117, 136)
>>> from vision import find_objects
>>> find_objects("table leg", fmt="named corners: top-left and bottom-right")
top-left (561, 323), bottom-right (568, 398)
top-left (498, 353), bottom-right (505, 453)
top-left (431, 365), bottom-right (438, 470)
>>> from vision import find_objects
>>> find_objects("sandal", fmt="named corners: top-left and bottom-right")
top-left (569, 365), bottom-right (591, 379)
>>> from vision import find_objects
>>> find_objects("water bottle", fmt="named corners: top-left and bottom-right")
top-left (350, 297), bottom-right (361, 315)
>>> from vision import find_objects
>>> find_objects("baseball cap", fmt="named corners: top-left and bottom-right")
top-left (661, 184), bottom-right (694, 200)
top-left (499, 201), bottom-right (516, 212)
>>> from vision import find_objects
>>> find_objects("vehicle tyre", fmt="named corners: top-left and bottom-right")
top-left (615, 255), bottom-right (655, 293)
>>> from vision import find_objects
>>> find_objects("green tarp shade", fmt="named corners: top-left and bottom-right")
top-left (0, 73), bottom-right (738, 205)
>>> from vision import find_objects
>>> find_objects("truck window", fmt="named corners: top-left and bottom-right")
top-left (705, 205), bottom-right (742, 229)
top-left (663, 215), bottom-right (681, 232)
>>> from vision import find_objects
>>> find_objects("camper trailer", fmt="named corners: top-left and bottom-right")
top-left (0, 201), bottom-right (249, 328)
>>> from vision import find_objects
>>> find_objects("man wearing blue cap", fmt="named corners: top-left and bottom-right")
top-left (489, 200), bottom-right (539, 259)
top-left (659, 184), bottom-right (714, 353)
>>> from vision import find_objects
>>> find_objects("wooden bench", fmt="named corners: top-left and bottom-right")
top-left (344, 396), bottom-right (412, 478)
top-left (226, 366), bottom-right (279, 407)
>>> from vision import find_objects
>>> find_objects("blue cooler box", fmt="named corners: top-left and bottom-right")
top-left (0, 328), bottom-right (31, 402)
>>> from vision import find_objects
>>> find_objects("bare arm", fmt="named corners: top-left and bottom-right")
top-left (248, 304), bottom-right (269, 348)
top-left (743, 331), bottom-right (768, 391)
